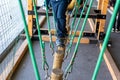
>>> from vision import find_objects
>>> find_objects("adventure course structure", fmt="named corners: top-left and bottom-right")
top-left (0, 0), bottom-right (120, 80)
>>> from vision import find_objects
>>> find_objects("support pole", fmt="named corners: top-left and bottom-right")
top-left (96, 0), bottom-right (109, 40)
top-left (28, 0), bottom-right (33, 36)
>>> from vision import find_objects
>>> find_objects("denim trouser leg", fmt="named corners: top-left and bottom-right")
top-left (51, 1), bottom-right (69, 38)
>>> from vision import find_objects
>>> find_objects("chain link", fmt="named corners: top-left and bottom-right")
top-left (44, 68), bottom-right (51, 80)
top-left (49, 42), bottom-right (54, 55)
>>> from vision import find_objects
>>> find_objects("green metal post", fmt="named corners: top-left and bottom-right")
top-left (92, 0), bottom-right (120, 80)
top-left (18, 0), bottom-right (41, 80)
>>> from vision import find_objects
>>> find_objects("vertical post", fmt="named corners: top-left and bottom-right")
top-left (33, 0), bottom-right (37, 19)
top-left (94, 0), bottom-right (103, 33)
top-left (28, 0), bottom-right (33, 36)
top-left (95, 0), bottom-right (109, 40)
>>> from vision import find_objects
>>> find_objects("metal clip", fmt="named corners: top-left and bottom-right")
top-left (44, 68), bottom-right (50, 80)
top-left (64, 46), bottom-right (71, 60)
top-left (63, 72), bottom-right (70, 80)
top-left (49, 43), bottom-right (54, 56)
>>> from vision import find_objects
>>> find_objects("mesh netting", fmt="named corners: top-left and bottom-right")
top-left (0, 0), bottom-right (27, 54)
top-left (0, 0), bottom-right (27, 79)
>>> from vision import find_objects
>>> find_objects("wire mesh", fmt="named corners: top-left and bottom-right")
top-left (0, 0), bottom-right (27, 79)
top-left (0, 0), bottom-right (27, 54)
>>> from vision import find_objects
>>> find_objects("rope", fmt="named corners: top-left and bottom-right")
top-left (64, 0), bottom-right (94, 79)
top-left (42, 42), bottom-right (50, 80)
top-left (44, 0), bottom-right (54, 55)
top-left (65, 0), bottom-right (88, 59)
top-left (68, 0), bottom-right (82, 38)
top-left (32, 0), bottom-right (50, 79)
top-left (18, 0), bottom-right (41, 80)
top-left (92, 0), bottom-right (120, 80)
top-left (69, 5), bottom-right (80, 36)
top-left (64, 0), bottom-right (83, 59)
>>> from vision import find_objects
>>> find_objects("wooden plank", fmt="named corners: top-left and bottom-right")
top-left (40, 28), bottom-right (94, 37)
top-left (0, 39), bottom-right (28, 80)
top-left (0, 37), bottom-right (18, 62)
top-left (41, 35), bottom-right (90, 44)
top-left (39, 16), bottom-right (46, 27)
top-left (99, 44), bottom-right (120, 80)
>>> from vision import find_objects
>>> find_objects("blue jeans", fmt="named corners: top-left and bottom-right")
top-left (51, 0), bottom-right (69, 38)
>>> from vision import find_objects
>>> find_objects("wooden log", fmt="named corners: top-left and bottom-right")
top-left (58, 46), bottom-right (65, 51)
top-left (51, 68), bottom-right (63, 80)
top-left (52, 50), bottom-right (65, 69)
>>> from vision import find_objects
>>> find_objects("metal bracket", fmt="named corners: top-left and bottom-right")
top-left (96, 22), bottom-right (100, 33)
top-left (75, 14), bottom-right (106, 19)
top-left (83, 32), bottom-right (95, 37)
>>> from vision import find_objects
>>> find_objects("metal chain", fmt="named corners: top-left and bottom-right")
top-left (44, 66), bottom-right (51, 80)
top-left (45, 0), bottom-right (54, 55)
top-left (49, 40), bottom-right (54, 55)
top-left (65, 0), bottom-right (88, 59)
top-left (64, 0), bottom-right (94, 79)
top-left (64, 0), bottom-right (82, 60)
top-left (64, 63), bottom-right (73, 80)
top-left (64, 52), bottom-right (76, 79)
top-left (41, 42), bottom-right (50, 80)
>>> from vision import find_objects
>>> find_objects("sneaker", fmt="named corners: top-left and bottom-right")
top-left (112, 28), bottom-right (115, 32)
top-left (56, 37), bottom-right (67, 47)
top-left (115, 29), bottom-right (118, 32)
top-left (115, 29), bottom-right (120, 33)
